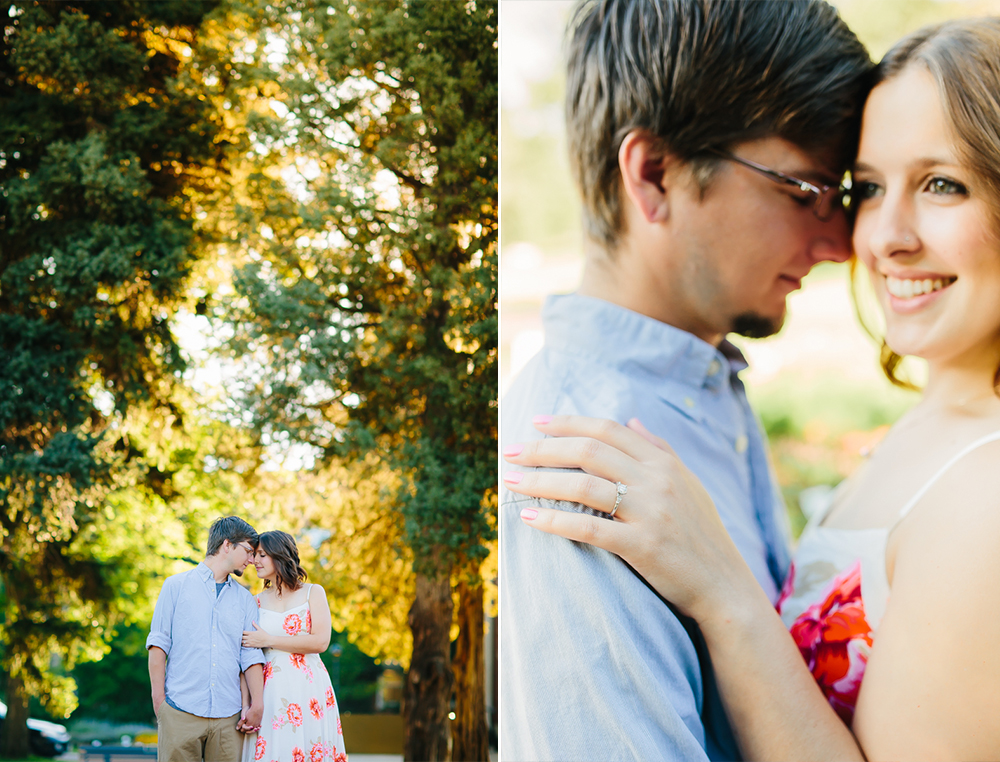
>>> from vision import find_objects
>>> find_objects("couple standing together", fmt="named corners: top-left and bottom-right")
top-left (502, 0), bottom-right (1000, 760)
top-left (146, 517), bottom-right (348, 762)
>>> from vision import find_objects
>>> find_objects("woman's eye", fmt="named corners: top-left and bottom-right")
top-left (927, 177), bottom-right (967, 195)
top-left (853, 180), bottom-right (882, 201)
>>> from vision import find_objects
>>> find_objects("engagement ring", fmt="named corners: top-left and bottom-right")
top-left (611, 481), bottom-right (628, 518)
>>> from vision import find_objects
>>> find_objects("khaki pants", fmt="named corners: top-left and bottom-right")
top-left (157, 701), bottom-right (243, 762)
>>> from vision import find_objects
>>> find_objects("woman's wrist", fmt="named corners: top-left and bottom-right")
top-left (687, 550), bottom-right (770, 633)
top-left (695, 568), bottom-right (776, 646)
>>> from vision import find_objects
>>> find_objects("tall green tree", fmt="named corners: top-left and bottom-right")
top-left (221, 1), bottom-right (498, 758)
top-left (0, 2), bottom-right (223, 756)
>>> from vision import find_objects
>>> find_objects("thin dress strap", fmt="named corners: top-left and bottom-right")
top-left (896, 430), bottom-right (1000, 522)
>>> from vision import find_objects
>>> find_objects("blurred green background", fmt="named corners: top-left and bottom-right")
top-left (499, 0), bottom-right (1000, 536)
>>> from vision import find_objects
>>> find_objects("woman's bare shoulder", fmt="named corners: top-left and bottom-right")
top-left (918, 436), bottom-right (1000, 526)
top-left (854, 441), bottom-right (1000, 758)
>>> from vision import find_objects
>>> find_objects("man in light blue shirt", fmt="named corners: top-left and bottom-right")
top-left (147, 516), bottom-right (265, 762)
top-left (500, 1), bottom-right (872, 759)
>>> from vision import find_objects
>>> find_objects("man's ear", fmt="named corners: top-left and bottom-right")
top-left (618, 130), bottom-right (677, 224)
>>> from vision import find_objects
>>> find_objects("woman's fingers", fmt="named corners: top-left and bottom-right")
top-left (532, 415), bottom-right (678, 461)
top-left (503, 469), bottom-right (624, 515)
top-left (504, 434), bottom-right (639, 483)
top-left (519, 506), bottom-right (627, 554)
top-left (626, 417), bottom-right (678, 457)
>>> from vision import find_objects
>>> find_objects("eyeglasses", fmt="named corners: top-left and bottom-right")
top-left (234, 542), bottom-right (254, 554)
top-left (710, 150), bottom-right (850, 222)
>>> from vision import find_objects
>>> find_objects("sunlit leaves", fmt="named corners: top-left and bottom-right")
top-left (0, 0), bottom-right (224, 726)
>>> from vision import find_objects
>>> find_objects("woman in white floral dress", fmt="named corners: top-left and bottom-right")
top-left (239, 531), bottom-right (347, 762)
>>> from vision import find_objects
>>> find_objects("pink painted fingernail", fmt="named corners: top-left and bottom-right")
top-left (520, 508), bottom-right (538, 520)
top-left (533, 415), bottom-right (553, 425)
top-left (503, 444), bottom-right (523, 457)
top-left (503, 471), bottom-right (523, 484)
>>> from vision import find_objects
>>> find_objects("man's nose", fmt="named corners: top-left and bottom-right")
top-left (809, 212), bottom-right (852, 264)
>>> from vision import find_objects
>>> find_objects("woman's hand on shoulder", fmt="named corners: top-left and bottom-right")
top-left (242, 621), bottom-right (272, 649)
top-left (503, 415), bottom-right (754, 622)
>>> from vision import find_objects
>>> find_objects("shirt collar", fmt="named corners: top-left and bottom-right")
top-left (197, 561), bottom-right (229, 585)
top-left (543, 293), bottom-right (747, 390)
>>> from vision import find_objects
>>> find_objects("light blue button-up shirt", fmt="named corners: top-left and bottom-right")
top-left (500, 294), bottom-right (791, 761)
top-left (146, 562), bottom-right (265, 718)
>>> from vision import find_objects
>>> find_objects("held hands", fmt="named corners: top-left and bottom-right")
top-left (237, 704), bottom-right (263, 734)
top-left (503, 415), bottom-right (753, 623)
top-left (242, 622), bottom-right (271, 649)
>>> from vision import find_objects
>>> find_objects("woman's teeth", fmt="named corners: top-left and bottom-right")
top-left (885, 276), bottom-right (955, 298)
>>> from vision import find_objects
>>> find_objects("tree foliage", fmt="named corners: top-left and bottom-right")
top-left (0, 1), bottom-right (224, 752)
top-left (221, 0), bottom-right (497, 572)
top-left (1, 1), bottom-right (496, 758)
top-left (216, 1), bottom-right (498, 757)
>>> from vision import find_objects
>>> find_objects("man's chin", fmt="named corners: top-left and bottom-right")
top-left (232, 567), bottom-right (245, 577)
top-left (731, 312), bottom-right (783, 339)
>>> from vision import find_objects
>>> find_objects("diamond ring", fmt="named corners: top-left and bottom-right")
top-left (610, 481), bottom-right (628, 518)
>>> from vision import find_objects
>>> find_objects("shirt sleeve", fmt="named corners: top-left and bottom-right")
top-left (500, 493), bottom-right (712, 762)
top-left (239, 592), bottom-right (266, 671)
top-left (146, 576), bottom-right (176, 654)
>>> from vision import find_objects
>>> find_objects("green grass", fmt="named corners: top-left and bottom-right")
top-left (750, 371), bottom-right (917, 441)
top-left (748, 371), bottom-right (920, 537)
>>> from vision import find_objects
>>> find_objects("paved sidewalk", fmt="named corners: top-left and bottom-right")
top-left (60, 752), bottom-right (495, 761)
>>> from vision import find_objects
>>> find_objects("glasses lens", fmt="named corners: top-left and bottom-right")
top-left (815, 186), bottom-right (847, 222)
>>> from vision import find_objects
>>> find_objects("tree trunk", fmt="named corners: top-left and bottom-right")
top-left (0, 671), bottom-right (31, 760)
top-left (451, 574), bottom-right (488, 762)
top-left (404, 570), bottom-right (454, 762)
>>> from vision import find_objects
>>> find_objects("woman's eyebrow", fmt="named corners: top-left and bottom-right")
top-left (853, 156), bottom-right (958, 174)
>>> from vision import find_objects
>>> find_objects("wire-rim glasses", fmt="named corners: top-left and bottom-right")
top-left (709, 150), bottom-right (850, 222)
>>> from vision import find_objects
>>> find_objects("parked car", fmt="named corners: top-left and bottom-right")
top-left (0, 699), bottom-right (72, 757)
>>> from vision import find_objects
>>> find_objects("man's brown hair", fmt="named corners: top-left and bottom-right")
top-left (565, 0), bottom-right (873, 249)
top-left (206, 515), bottom-right (258, 556)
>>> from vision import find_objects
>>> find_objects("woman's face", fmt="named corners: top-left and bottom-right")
top-left (853, 65), bottom-right (1000, 368)
top-left (254, 548), bottom-right (275, 581)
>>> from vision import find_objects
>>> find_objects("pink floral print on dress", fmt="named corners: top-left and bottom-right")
top-left (784, 559), bottom-right (874, 724)
top-left (284, 613), bottom-right (303, 635)
top-left (240, 597), bottom-right (345, 762)
top-left (309, 697), bottom-right (324, 720)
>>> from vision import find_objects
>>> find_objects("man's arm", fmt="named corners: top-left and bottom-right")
top-left (145, 578), bottom-right (175, 719)
top-left (500, 494), bottom-right (711, 761)
top-left (236, 591), bottom-right (266, 732)
top-left (240, 672), bottom-right (249, 719)
top-left (148, 646), bottom-right (167, 718)
top-left (239, 664), bottom-right (264, 732)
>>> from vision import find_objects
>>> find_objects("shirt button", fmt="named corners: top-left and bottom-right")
top-left (735, 435), bottom-right (748, 453)
top-left (684, 397), bottom-right (695, 408)
top-left (707, 359), bottom-right (721, 376)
